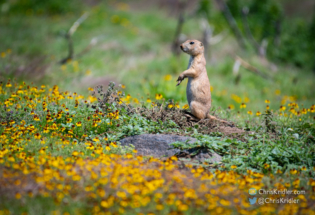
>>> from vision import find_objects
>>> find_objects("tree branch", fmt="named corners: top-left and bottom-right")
top-left (234, 55), bottom-right (272, 80)
top-left (241, 7), bottom-right (266, 58)
top-left (172, 0), bottom-right (187, 56)
top-left (59, 12), bottom-right (89, 64)
top-left (214, 0), bottom-right (246, 49)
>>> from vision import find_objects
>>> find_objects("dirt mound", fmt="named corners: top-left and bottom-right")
top-left (78, 76), bottom-right (118, 89)
top-left (217, 126), bottom-right (245, 135)
top-left (137, 105), bottom-right (245, 138)
top-left (91, 82), bottom-right (246, 140)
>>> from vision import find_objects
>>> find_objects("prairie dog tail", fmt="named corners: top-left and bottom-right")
top-left (207, 114), bottom-right (229, 124)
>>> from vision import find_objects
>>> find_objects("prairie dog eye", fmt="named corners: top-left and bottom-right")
top-left (189, 41), bottom-right (195, 45)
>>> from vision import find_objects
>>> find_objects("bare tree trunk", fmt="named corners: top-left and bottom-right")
top-left (63, 34), bottom-right (73, 64)
top-left (214, 0), bottom-right (246, 49)
top-left (201, 19), bottom-right (213, 59)
top-left (241, 8), bottom-right (259, 51)
top-left (274, 19), bottom-right (281, 47)
top-left (241, 7), bottom-right (266, 58)
top-left (172, 1), bottom-right (187, 56)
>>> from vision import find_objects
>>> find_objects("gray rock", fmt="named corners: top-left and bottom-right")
top-left (119, 134), bottom-right (222, 163)
top-left (180, 148), bottom-right (222, 163)
top-left (119, 134), bottom-right (196, 157)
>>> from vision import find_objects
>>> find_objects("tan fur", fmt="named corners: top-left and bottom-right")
top-left (177, 39), bottom-right (227, 123)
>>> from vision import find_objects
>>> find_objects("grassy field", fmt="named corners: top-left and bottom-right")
top-left (1, 1), bottom-right (314, 117)
top-left (0, 0), bottom-right (315, 214)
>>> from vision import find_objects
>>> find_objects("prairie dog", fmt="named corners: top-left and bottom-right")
top-left (176, 39), bottom-right (226, 123)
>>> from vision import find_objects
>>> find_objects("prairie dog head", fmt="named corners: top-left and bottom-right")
top-left (180, 39), bottom-right (204, 56)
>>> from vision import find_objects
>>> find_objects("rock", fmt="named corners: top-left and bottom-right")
top-left (119, 134), bottom-right (195, 157)
top-left (178, 148), bottom-right (222, 163)
top-left (119, 134), bottom-right (222, 163)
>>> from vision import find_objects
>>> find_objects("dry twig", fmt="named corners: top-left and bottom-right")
top-left (59, 12), bottom-right (89, 64)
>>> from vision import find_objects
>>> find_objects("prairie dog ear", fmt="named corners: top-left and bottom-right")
top-left (200, 42), bottom-right (203, 47)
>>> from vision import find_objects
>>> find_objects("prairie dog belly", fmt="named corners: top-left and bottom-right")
top-left (186, 75), bottom-right (211, 108)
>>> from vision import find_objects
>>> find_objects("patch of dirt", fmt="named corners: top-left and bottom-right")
top-left (217, 126), bottom-right (245, 135)
top-left (136, 104), bottom-right (246, 140)
top-left (0, 169), bottom-right (43, 199)
top-left (78, 76), bottom-right (119, 89)
top-left (1, 56), bottom-right (49, 81)
top-left (99, 41), bottom-right (121, 51)
top-left (193, 118), bottom-right (246, 140)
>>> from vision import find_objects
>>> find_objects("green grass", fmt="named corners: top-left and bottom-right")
top-left (0, 76), bottom-right (314, 214)
top-left (0, 0), bottom-right (314, 167)
top-left (1, 1), bottom-right (314, 127)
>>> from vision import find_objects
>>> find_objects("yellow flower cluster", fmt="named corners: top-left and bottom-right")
top-left (0, 80), bottom-right (315, 214)
top-left (244, 99), bottom-right (314, 119)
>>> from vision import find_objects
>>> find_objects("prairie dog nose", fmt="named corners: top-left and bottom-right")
top-left (180, 45), bottom-right (183, 50)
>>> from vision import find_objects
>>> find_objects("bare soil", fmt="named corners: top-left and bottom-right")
top-left (136, 105), bottom-right (246, 140)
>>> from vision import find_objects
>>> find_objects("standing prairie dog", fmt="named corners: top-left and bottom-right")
top-left (176, 39), bottom-right (227, 123)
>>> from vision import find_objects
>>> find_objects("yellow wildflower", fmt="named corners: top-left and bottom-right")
top-left (155, 94), bottom-right (163, 100)
top-left (183, 104), bottom-right (189, 109)
top-left (163, 74), bottom-right (172, 81)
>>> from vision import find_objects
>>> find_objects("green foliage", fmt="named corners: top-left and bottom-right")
top-left (225, 0), bottom-right (314, 69)
top-left (227, 0), bottom-right (242, 18)
top-left (269, 19), bottom-right (310, 68)
top-left (2, 0), bottom-right (80, 15)
top-left (196, 0), bottom-right (212, 20)
top-left (172, 130), bottom-right (315, 174)
top-left (249, 0), bottom-right (282, 40)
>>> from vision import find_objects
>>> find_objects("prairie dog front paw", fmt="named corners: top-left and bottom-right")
top-left (176, 74), bottom-right (184, 86)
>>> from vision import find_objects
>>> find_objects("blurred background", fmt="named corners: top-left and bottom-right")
top-left (1, 0), bottom-right (314, 117)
